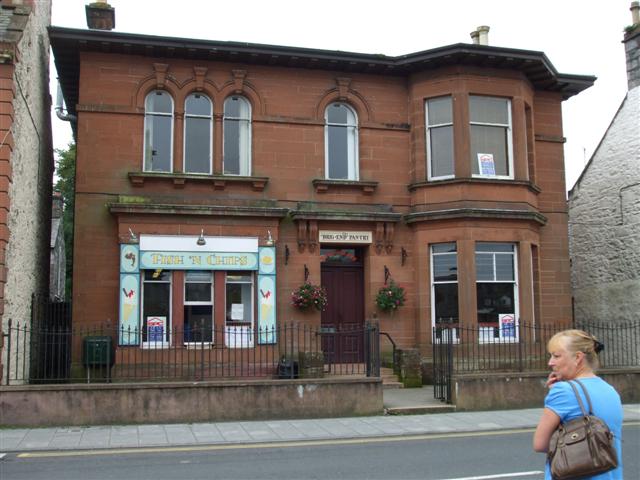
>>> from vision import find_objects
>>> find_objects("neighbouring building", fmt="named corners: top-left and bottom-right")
top-left (50, 7), bottom-right (594, 377)
top-left (0, 0), bottom-right (53, 382)
top-left (569, 2), bottom-right (640, 326)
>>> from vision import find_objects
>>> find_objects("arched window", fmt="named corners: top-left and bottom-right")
top-left (184, 93), bottom-right (212, 174)
top-left (143, 90), bottom-right (173, 172)
top-left (223, 96), bottom-right (251, 176)
top-left (325, 103), bottom-right (358, 180)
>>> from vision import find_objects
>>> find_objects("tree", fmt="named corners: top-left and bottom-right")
top-left (54, 142), bottom-right (76, 298)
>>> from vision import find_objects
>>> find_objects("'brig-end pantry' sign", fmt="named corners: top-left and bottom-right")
top-left (319, 230), bottom-right (372, 244)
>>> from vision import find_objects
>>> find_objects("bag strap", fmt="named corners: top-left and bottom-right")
top-left (567, 380), bottom-right (593, 417)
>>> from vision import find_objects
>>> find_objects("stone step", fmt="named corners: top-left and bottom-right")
top-left (385, 404), bottom-right (456, 415)
top-left (383, 381), bottom-right (404, 389)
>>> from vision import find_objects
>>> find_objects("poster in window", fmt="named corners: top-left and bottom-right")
top-left (499, 314), bottom-right (518, 341)
top-left (231, 304), bottom-right (244, 320)
top-left (477, 153), bottom-right (496, 176)
top-left (147, 316), bottom-right (166, 343)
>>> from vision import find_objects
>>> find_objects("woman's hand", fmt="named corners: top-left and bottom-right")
top-left (545, 372), bottom-right (560, 389)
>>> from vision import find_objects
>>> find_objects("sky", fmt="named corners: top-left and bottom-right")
top-left (50, 0), bottom-right (633, 192)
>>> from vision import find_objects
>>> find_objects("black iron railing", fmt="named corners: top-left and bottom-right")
top-left (2, 320), bottom-right (380, 385)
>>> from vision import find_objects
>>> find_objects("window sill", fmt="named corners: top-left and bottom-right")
top-left (129, 172), bottom-right (269, 191)
top-left (312, 178), bottom-right (378, 194)
top-left (408, 177), bottom-right (541, 194)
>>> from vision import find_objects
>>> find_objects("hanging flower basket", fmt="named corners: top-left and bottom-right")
top-left (375, 280), bottom-right (405, 312)
top-left (291, 283), bottom-right (328, 311)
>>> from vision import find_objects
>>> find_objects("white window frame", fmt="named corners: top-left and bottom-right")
top-left (183, 271), bottom-right (214, 346)
top-left (469, 96), bottom-right (514, 180)
top-left (143, 90), bottom-right (174, 173)
top-left (140, 270), bottom-right (172, 349)
top-left (324, 103), bottom-right (359, 181)
top-left (224, 272), bottom-right (254, 348)
top-left (430, 243), bottom-right (459, 344)
top-left (183, 93), bottom-right (213, 175)
top-left (425, 96), bottom-right (455, 181)
top-left (475, 242), bottom-right (519, 344)
top-left (223, 96), bottom-right (252, 176)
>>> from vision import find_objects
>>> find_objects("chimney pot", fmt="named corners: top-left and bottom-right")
top-left (631, 1), bottom-right (640, 24)
top-left (470, 30), bottom-right (480, 44)
top-left (85, 1), bottom-right (115, 30)
top-left (477, 25), bottom-right (490, 45)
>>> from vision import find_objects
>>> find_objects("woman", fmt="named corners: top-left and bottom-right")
top-left (533, 329), bottom-right (623, 479)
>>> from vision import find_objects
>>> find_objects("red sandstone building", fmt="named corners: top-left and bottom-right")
top-left (49, 22), bottom-right (593, 370)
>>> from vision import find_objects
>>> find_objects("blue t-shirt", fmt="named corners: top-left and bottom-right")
top-left (544, 377), bottom-right (623, 479)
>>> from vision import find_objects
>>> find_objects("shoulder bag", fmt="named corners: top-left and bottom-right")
top-left (547, 379), bottom-right (618, 480)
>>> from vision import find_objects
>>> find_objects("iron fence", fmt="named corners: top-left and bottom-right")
top-left (433, 320), bottom-right (640, 403)
top-left (2, 320), bottom-right (380, 385)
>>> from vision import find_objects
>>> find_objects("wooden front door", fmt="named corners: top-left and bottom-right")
top-left (320, 248), bottom-right (364, 364)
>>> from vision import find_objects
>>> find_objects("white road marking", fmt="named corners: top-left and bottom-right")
top-left (435, 472), bottom-right (544, 480)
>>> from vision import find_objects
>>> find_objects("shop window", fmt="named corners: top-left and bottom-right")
top-left (225, 272), bottom-right (254, 348)
top-left (223, 96), bottom-right (251, 176)
top-left (183, 271), bottom-right (213, 344)
top-left (475, 242), bottom-right (519, 343)
top-left (184, 93), bottom-right (212, 174)
top-left (143, 90), bottom-right (174, 172)
top-left (431, 243), bottom-right (459, 343)
top-left (325, 103), bottom-right (358, 180)
top-left (426, 96), bottom-right (454, 180)
top-left (141, 269), bottom-right (172, 347)
top-left (469, 96), bottom-right (513, 179)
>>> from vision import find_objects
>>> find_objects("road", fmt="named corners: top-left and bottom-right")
top-left (1, 425), bottom-right (638, 480)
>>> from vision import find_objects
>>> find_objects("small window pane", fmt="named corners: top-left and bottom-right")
top-left (185, 283), bottom-right (211, 302)
top-left (327, 103), bottom-right (354, 124)
top-left (434, 283), bottom-right (459, 324)
top-left (427, 97), bottom-right (452, 124)
top-left (475, 253), bottom-right (494, 281)
top-left (476, 243), bottom-right (514, 253)
top-left (186, 94), bottom-right (211, 116)
top-left (223, 120), bottom-right (241, 174)
top-left (433, 253), bottom-right (457, 281)
top-left (432, 243), bottom-right (456, 254)
top-left (430, 126), bottom-right (454, 177)
top-left (145, 91), bottom-right (172, 113)
top-left (469, 96), bottom-right (509, 124)
top-left (495, 254), bottom-right (515, 281)
top-left (224, 96), bottom-right (250, 119)
top-left (186, 271), bottom-right (211, 282)
top-left (227, 272), bottom-right (252, 283)
top-left (328, 125), bottom-right (349, 179)
top-left (476, 283), bottom-right (515, 324)
top-left (144, 115), bottom-right (172, 172)
top-left (226, 283), bottom-right (252, 323)
top-left (144, 270), bottom-right (171, 281)
top-left (470, 125), bottom-right (509, 175)
top-left (184, 305), bottom-right (212, 342)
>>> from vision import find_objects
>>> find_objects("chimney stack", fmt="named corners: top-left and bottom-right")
top-left (470, 26), bottom-right (490, 46)
top-left (625, 1), bottom-right (640, 90)
top-left (52, 192), bottom-right (63, 219)
top-left (85, 1), bottom-right (115, 31)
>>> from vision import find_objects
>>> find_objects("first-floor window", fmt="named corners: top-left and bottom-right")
top-left (475, 242), bottom-right (518, 342)
top-left (225, 272), bottom-right (254, 348)
top-left (184, 271), bottom-right (213, 344)
top-left (142, 269), bottom-right (172, 346)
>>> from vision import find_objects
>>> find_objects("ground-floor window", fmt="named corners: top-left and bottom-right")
top-left (475, 242), bottom-right (518, 342)
top-left (142, 269), bottom-right (172, 347)
top-left (431, 242), bottom-right (459, 343)
top-left (225, 272), bottom-right (254, 347)
top-left (184, 271), bottom-right (213, 344)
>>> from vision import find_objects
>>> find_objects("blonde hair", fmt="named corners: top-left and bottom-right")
top-left (548, 329), bottom-right (601, 369)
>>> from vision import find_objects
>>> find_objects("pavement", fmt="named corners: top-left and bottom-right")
top-left (1, 387), bottom-right (639, 454)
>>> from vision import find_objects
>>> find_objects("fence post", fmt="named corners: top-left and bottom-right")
top-left (4, 318), bottom-right (11, 385)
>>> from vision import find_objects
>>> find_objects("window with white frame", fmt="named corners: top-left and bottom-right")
top-left (426, 97), bottom-right (454, 179)
top-left (141, 269), bottom-right (172, 346)
top-left (475, 242), bottom-right (518, 342)
top-left (143, 90), bottom-right (174, 172)
top-left (225, 272), bottom-right (254, 348)
top-left (431, 243), bottom-right (459, 343)
top-left (184, 93), bottom-right (212, 174)
top-left (223, 96), bottom-right (251, 176)
top-left (469, 96), bottom-right (513, 178)
top-left (325, 103), bottom-right (358, 180)
top-left (183, 271), bottom-right (213, 344)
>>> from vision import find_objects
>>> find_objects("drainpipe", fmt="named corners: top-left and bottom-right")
top-left (55, 83), bottom-right (76, 123)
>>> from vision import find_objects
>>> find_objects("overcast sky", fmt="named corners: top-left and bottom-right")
top-left (50, 0), bottom-right (633, 192)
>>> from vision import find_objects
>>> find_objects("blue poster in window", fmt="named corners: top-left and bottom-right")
top-left (478, 153), bottom-right (496, 176)
top-left (147, 316), bottom-right (166, 343)
top-left (499, 314), bottom-right (517, 341)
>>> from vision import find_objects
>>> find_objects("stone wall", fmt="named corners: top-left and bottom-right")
top-left (0, 377), bottom-right (382, 427)
top-left (568, 87), bottom-right (640, 331)
top-left (0, 2), bottom-right (53, 383)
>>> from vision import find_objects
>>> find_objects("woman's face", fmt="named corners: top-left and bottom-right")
top-left (548, 339), bottom-right (581, 380)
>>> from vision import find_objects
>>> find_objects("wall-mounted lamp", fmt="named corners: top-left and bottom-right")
top-left (304, 264), bottom-right (310, 282)
top-left (284, 244), bottom-right (290, 265)
top-left (265, 230), bottom-right (274, 246)
top-left (384, 265), bottom-right (390, 285)
top-left (197, 229), bottom-right (206, 246)
top-left (128, 228), bottom-right (138, 243)
top-left (401, 247), bottom-right (408, 266)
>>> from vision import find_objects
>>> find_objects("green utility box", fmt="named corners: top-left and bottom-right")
top-left (83, 336), bottom-right (115, 367)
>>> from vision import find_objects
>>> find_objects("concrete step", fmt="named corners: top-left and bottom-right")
top-left (382, 381), bottom-right (404, 389)
top-left (385, 404), bottom-right (457, 415)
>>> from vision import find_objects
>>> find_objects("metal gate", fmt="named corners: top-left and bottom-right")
top-left (432, 326), bottom-right (454, 403)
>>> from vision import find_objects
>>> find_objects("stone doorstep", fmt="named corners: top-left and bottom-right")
top-left (385, 405), bottom-right (456, 415)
